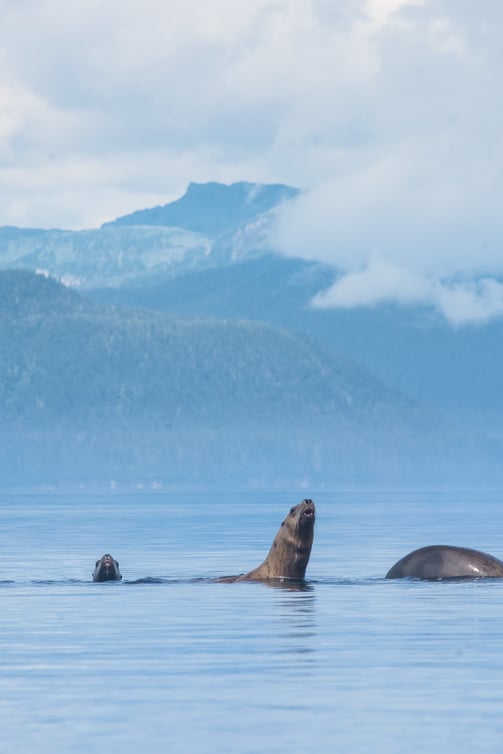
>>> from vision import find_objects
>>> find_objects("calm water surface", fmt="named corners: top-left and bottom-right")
top-left (1, 488), bottom-right (503, 753)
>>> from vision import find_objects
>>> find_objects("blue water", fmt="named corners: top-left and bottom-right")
top-left (1, 488), bottom-right (503, 753)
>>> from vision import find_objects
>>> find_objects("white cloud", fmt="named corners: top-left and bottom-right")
top-left (270, 0), bottom-right (503, 324)
top-left (436, 279), bottom-right (503, 325)
top-left (312, 257), bottom-right (503, 325)
top-left (0, 0), bottom-right (502, 322)
top-left (312, 256), bottom-right (431, 308)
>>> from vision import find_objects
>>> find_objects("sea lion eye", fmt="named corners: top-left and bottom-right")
top-left (115, 561), bottom-right (119, 567)
top-left (95, 560), bottom-right (100, 567)
top-left (290, 507), bottom-right (295, 514)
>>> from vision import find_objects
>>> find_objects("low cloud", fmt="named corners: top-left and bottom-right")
top-left (272, 141), bottom-right (503, 324)
top-left (311, 257), bottom-right (503, 325)
top-left (1, 0), bottom-right (503, 324)
top-left (435, 278), bottom-right (503, 325)
top-left (270, 1), bottom-right (503, 325)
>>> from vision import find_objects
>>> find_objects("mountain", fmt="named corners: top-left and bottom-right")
top-left (0, 269), bottom-right (478, 487)
top-left (89, 253), bottom-right (503, 434)
top-left (104, 181), bottom-right (299, 236)
top-left (0, 181), bottom-right (298, 289)
top-left (2, 179), bottom-right (503, 445)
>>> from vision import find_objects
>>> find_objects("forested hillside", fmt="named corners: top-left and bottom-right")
top-left (91, 254), bottom-right (503, 432)
top-left (1, 270), bottom-right (479, 487)
top-left (2, 178), bottom-right (503, 486)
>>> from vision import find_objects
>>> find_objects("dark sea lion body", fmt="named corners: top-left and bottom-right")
top-left (93, 554), bottom-right (122, 582)
top-left (220, 499), bottom-right (315, 582)
top-left (386, 545), bottom-right (503, 580)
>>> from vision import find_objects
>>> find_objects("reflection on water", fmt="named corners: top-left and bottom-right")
top-left (1, 489), bottom-right (503, 754)
top-left (253, 578), bottom-right (315, 593)
top-left (275, 590), bottom-right (317, 660)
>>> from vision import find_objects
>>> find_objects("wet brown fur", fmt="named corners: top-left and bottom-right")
top-left (219, 499), bottom-right (315, 582)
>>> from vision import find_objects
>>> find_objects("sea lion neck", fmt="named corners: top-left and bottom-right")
top-left (238, 499), bottom-right (316, 581)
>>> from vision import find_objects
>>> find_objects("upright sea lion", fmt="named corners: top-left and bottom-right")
top-left (220, 499), bottom-right (316, 582)
top-left (92, 554), bottom-right (122, 582)
top-left (385, 545), bottom-right (503, 580)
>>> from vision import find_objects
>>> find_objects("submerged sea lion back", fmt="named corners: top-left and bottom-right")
top-left (92, 554), bottom-right (122, 582)
top-left (386, 545), bottom-right (503, 580)
top-left (238, 498), bottom-right (316, 581)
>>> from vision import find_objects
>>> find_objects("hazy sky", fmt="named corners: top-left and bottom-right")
top-left (1, 0), bottom-right (502, 322)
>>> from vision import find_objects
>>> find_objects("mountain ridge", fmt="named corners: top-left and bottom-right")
top-left (0, 269), bottom-right (467, 487)
top-left (2, 179), bottom-right (503, 456)
top-left (90, 253), bottom-right (503, 433)
top-left (0, 181), bottom-right (297, 289)
top-left (103, 181), bottom-right (299, 236)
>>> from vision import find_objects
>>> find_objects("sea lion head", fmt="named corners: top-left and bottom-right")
top-left (220, 499), bottom-right (316, 583)
top-left (92, 553), bottom-right (122, 582)
top-left (250, 498), bottom-right (316, 581)
top-left (265, 498), bottom-right (316, 580)
top-left (285, 498), bottom-right (316, 538)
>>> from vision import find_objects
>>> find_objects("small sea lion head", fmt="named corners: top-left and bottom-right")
top-left (93, 553), bottom-right (122, 582)
top-left (285, 498), bottom-right (316, 536)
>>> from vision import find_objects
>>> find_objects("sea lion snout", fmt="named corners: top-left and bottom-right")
top-left (296, 499), bottom-right (316, 532)
top-left (92, 553), bottom-right (122, 582)
top-left (301, 499), bottom-right (315, 517)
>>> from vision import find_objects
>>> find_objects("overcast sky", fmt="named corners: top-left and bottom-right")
top-left (1, 0), bottom-right (502, 322)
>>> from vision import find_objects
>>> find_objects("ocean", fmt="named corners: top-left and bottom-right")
top-left (1, 487), bottom-right (503, 753)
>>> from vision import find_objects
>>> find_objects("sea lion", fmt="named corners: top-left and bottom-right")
top-left (92, 554), bottom-right (122, 582)
top-left (385, 545), bottom-right (503, 580)
top-left (220, 499), bottom-right (316, 582)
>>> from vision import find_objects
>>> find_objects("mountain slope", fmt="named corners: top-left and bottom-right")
top-left (89, 254), bottom-right (503, 433)
top-left (3, 178), bottom-right (503, 444)
top-left (0, 269), bottom-right (464, 487)
top-left (104, 181), bottom-right (299, 236)
top-left (0, 182), bottom-right (298, 289)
